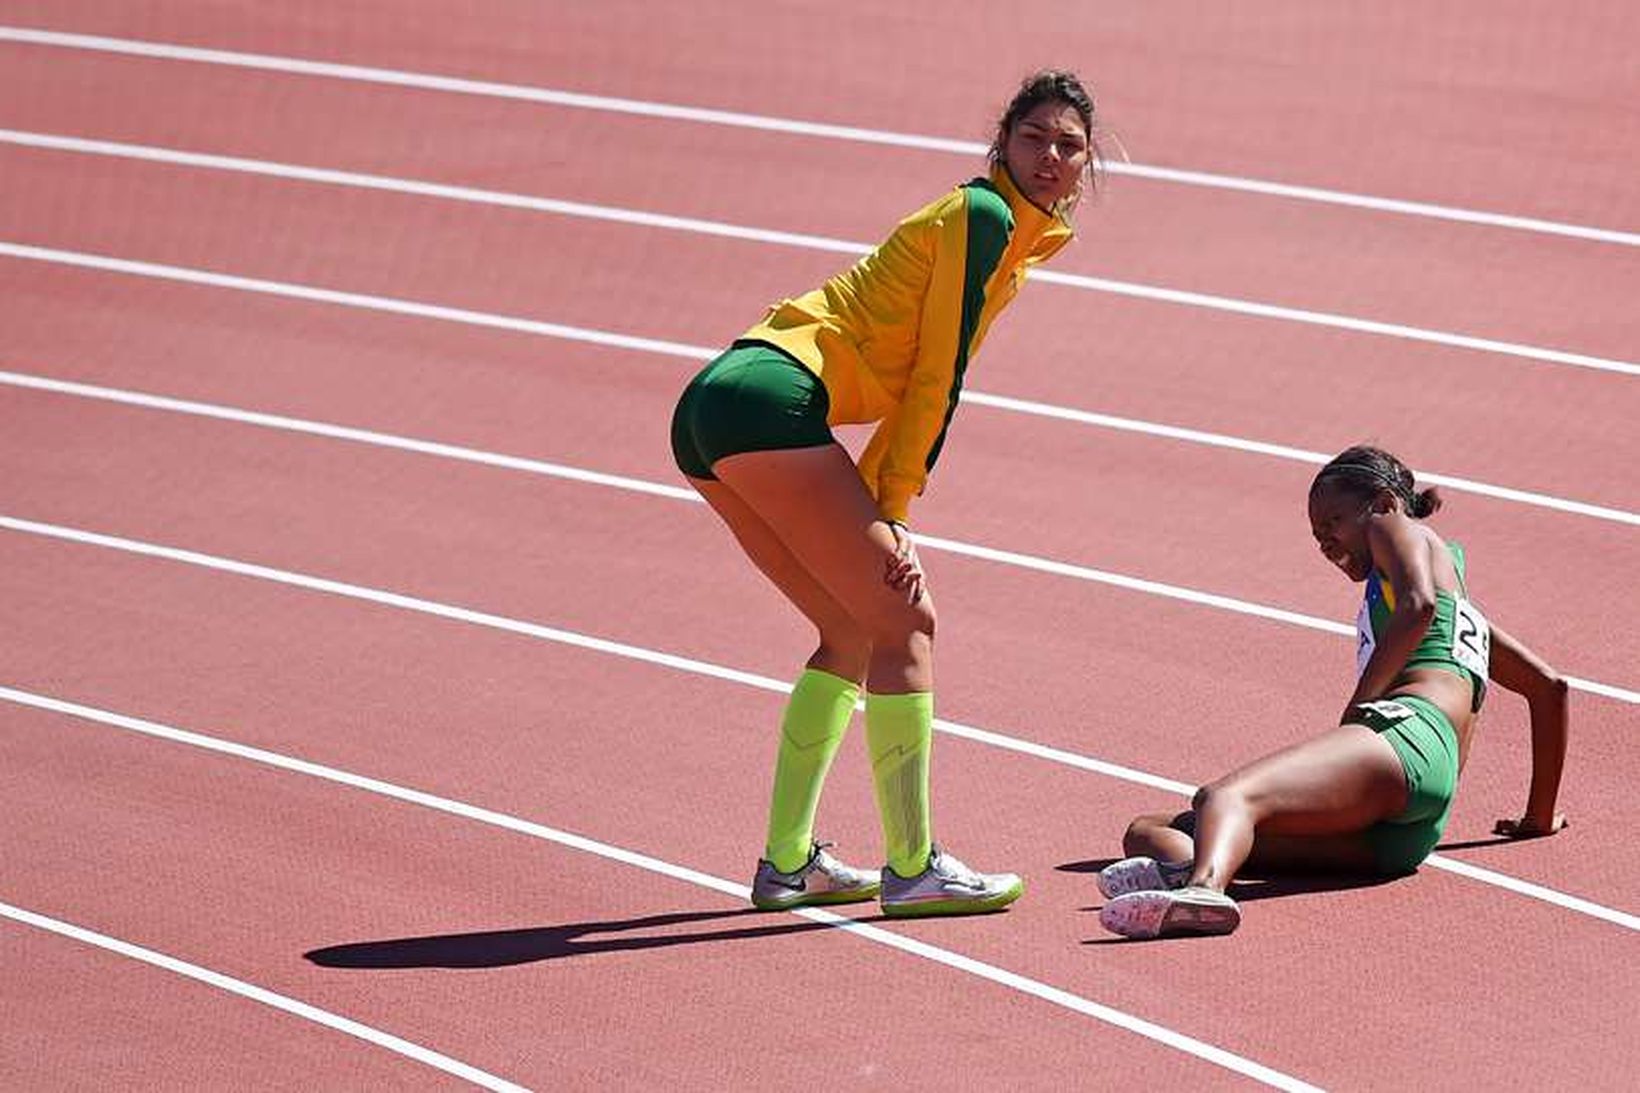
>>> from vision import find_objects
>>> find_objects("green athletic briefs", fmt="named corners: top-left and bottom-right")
top-left (670, 341), bottom-right (834, 480)
top-left (1347, 693), bottom-right (1460, 873)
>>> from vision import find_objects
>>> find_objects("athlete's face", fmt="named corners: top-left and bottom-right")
top-left (1308, 486), bottom-right (1375, 583)
top-left (1003, 101), bottom-right (1090, 211)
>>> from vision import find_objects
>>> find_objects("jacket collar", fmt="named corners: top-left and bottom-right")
top-left (990, 163), bottom-right (1075, 263)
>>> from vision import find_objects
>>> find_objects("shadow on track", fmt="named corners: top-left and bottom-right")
top-left (1060, 855), bottom-right (1406, 943)
top-left (1057, 856), bottom-right (1402, 906)
top-left (305, 907), bottom-right (837, 968)
top-left (1433, 836), bottom-right (1520, 852)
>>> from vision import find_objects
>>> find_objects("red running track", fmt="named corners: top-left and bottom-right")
top-left (2, 4), bottom-right (1637, 1090)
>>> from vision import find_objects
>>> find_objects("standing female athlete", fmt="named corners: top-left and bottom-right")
top-left (671, 71), bottom-right (1102, 916)
top-left (1097, 445), bottom-right (1569, 938)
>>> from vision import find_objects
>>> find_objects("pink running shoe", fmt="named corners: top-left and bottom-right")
top-left (1096, 856), bottom-right (1193, 899)
top-left (1099, 886), bottom-right (1241, 939)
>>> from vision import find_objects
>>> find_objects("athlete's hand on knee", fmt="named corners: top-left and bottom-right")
top-left (1493, 813), bottom-right (1568, 839)
top-left (883, 520), bottom-right (925, 604)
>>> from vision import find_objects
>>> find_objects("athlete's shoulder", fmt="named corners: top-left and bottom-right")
top-left (959, 177), bottom-right (1016, 235)
top-left (899, 178), bottom-right (1012, 231)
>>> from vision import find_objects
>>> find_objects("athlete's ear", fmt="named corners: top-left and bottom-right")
top-left (1369, 489), bottom-right (1396, 515)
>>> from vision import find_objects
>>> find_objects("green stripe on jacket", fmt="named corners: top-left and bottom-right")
top-left (924, 179), bottom-right (1013, 472)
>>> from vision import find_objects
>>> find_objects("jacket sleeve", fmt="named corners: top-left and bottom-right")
top-left (856, 185), bottom-right (1013, 523)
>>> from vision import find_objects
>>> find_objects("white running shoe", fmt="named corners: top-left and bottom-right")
top-left (1099, 886), bottom-right (1241, 939)
top-left (879, 845), bottom-right (1024, 917)
top-left (1096, 856), bottom-right (1193, 899)
top-left (750, 843), bottom-right (881, 910)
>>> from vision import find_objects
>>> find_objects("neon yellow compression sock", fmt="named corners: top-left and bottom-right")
top-left (763, 668), bottom-right (860, 873)
top-left (866, 691), bottom-right (933, 878)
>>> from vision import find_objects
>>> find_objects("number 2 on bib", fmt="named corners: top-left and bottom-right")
top-left (1450, 597), bottom-right (1490, 678)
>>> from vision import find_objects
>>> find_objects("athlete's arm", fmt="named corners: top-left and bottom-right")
top-left (857, 187), bottom-right (1011, 523)
top-left (1343, 514), bottom-right (1437, 714)
top-left (1487, 623), bottom-right (1569, 837)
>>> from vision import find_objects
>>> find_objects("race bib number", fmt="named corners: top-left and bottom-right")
top-left (1354, 599), bottom-right (1375, 679)
top-left (1357, 593), bottom-right (1490, 680)
top-left (1450, 596), bottom-right (1491, 678)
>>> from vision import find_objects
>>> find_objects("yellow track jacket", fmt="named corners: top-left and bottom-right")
top-left (741, 165), bottom-right (1074, 522)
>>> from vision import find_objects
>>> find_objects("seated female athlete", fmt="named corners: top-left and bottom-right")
top-left (1097, 445), bottom-right (1569, 939)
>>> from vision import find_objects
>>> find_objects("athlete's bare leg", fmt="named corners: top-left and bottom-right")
top-left (1187, 724), bottom-right (1408, 890)
top-left (703, 443), bottom-right (934, 694)
top-left (688, 474), bottom-right (874, 684)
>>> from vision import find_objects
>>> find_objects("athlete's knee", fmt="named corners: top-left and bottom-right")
top-left (812, 626), bottom-right (872, 682)
top-left (1193, 779), bottom-right (1249, 816)
top-left (861, 592), bottom-right (936, 648)
top-left (1121, 813), bottom-right (1164, 856)
top-left (815, 627), bottom-right (871, 662)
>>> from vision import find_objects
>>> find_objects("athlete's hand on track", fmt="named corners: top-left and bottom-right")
top-left (1493, 814), bottom-right (1568, 839)
top-left (884, 520), bottom-right (925, 604)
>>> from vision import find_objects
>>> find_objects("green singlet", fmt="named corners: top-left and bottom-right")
top-left (1349, 541), bottom-right (1491, 872)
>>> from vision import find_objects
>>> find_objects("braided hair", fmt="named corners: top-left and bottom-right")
top-left (1309, 445), bottom-right (1442, 519)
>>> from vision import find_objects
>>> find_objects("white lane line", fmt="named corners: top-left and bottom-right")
top-left (0, 377), bottom-right (1633, 703)
top-left (1419, 855), bottom-right (1640, 931)
top-left (3, 129), bottom-right (1635, 380)
top-left (1, 515), bottom-right (1635, 936)
top-left (958, 391), bottom-right (1640, 528)
top-left (1, 25), bottom-right (1634, 248)
top-left (0, 242), bottom-right (716, 361)
top-left (0, 368), bottom-right (709, 505)
top-left (0, 686), bottom-right (1319, 1091)
top-left (0, 130), bottom-right (862, 258)
top-left (0, 899), bottom-right (529, 1092)
top-left (6, 367), bottom-right (1635, 530)
top-left (1032, 268), bottom-right (1638, 377)
top-left (909, 529), bottom-right (1633, 705)
top-left (2, 244), bottom-right (1635, 529)
top-left (0, 513), bottom-right (1188, 794)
